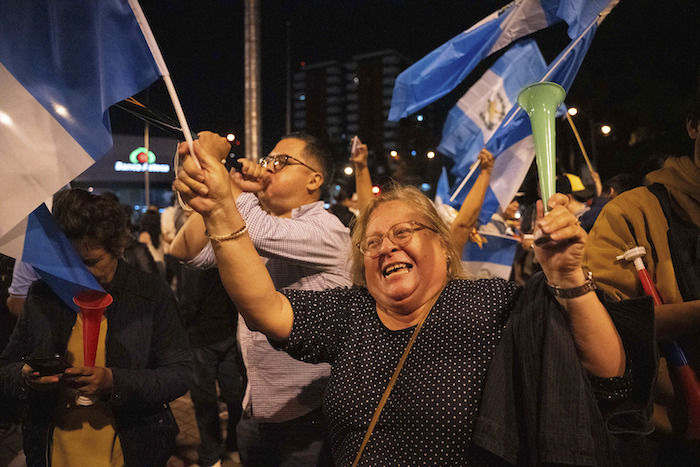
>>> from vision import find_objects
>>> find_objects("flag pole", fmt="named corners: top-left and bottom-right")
top-left (127, 0), bottom-right (201, 170)
top-left (449, 159), bottom-right (480, 203)
top-left (144, 121), bottom-right (150, 207)
top-left (565, 112), bottom-right (594, 175)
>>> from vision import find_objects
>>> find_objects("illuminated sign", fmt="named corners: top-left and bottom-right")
top-left (114, 161), bottom-right (170, 173)
top-left (114, 147), bottom-right (171, 173)
top-left (129, 147), bottom-right (156, 164)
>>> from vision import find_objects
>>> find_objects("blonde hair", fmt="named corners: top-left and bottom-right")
top-left (350, 183), bottom-right (466, 286)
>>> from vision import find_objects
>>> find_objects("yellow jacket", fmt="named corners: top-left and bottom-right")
top-left (584, 155), bottom-right (700, 437)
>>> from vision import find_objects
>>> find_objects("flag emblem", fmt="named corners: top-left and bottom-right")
top-left (480, 93), bottom-right (507, 131)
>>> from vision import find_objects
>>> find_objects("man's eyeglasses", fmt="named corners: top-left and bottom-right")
top-left (260, 154), bottom-right (319, 173)
top-left (358, 221), bottom-right (435, 257)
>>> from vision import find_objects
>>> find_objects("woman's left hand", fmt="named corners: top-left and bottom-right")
top-left (533, 193), bottom-right (587, 287)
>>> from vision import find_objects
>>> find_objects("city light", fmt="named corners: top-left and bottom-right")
top-left (416, 115), bottom-right (424, 122)
top-left (226, 133), bottom-right (236, 142)
top-left (372, 186), bottom-right (380, 195)
top-left (601, 124), bottom-right (612, 135)
top-left (567, 107), bottom-right (578, 116)
top-left (344, 166), bottom-right (353, 175)
top-left (53, 103), bottom-right (69, 118)
top-left (390, 150), bottom-right (398, 158)
top-left (0, 110), bottom-right (12, 127)
top-left (426, 151), bottom-right (435, 159)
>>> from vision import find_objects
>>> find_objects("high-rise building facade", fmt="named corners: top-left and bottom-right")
top-left (291, 50), bottom-right (443, 193)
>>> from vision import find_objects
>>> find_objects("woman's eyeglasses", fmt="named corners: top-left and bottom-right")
top-left (358, 221), bottom-right (434, 257)
top-left (259, 154), bottom-right (319, 173)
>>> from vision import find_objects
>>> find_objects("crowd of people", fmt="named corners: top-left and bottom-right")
top-left (1, 101), bottom-right (700, 466)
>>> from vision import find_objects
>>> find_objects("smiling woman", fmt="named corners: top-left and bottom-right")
top-left (173, 132), bottom-right (657, 466)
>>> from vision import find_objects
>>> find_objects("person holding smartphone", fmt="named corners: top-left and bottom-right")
top-left (0, 189), bottom-right (192, 467)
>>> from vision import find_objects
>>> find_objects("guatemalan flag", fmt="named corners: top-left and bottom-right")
top-left (0, 0), bottom-right (162, 308)
top-left (438, 40), bottom-right (546, 180)
top-left (443, 2), bottom-right (616, 227)
top-left (388, 0), bottom-right (617, 122)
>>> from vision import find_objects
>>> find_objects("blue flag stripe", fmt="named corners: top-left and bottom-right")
top-left (23, 204), bottom-right (103, 311)
top-left (462, 234), bottom-right (519, 266)
top-left (0, 0), bottom-right (160, 159)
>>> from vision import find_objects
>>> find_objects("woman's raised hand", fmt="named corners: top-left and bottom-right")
top-left (173, 131), bottom-right (234, 217)
top-left (533, 193), bottom-right (588, 288)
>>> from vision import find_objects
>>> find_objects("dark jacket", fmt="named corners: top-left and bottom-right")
top-left (473, 273), bottom-right (656, 465)
top-left (0, 260), bottom-right (192, 466)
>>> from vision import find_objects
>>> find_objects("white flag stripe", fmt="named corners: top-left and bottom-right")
top-left (0, 217), bottom-right (28, 260)
top-left (457, 70), bottom-right (510, 142)
top-left (489, 0), bottom-right (549, 55)
top-left (463, 261), bottom-right (514, 280)
top-left (490, 135), bottom-right (536, 209)
top-left (0, 62), bottom-right (94, 240)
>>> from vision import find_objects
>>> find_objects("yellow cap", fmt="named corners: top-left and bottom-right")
top-left (563, 173), bottom-right (586, 192)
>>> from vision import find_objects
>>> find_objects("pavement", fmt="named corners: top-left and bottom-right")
top-left (0, 391), bottom-right (242, 467)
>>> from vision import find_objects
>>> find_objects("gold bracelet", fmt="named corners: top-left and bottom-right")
top-left (205, 225), bottom-right (248, 243)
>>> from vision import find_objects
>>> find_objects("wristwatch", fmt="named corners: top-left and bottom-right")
top-left (545, 269), bottom-right (597, 298)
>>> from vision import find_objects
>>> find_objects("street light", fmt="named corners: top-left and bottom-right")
top-left (600, 124), bottom-right (612, 135)
top-left (567, 107), bottom-right (578, 116)
top-left (226, 133), bottom-right (236, 142)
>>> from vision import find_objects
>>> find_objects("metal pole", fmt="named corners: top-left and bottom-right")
top-left (244, 0), bottom-right (262, 162)
top-left (144, 121), bottom-right (150, 208)
top-left (285, 20), bottom-right (292, 135)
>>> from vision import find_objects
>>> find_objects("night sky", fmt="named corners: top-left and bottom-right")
top-left (116, 0), bottom-right (700, 181)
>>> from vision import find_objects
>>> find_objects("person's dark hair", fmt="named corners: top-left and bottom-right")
top-left (52, 189), bottom-right (130, 258)
top-left (139, 209), bottom-right (162, 249)
top-left (604, 173), bottom-right (641, 197)
top-left (281, 132), bottom-right (333, 189)
top-left (99, 191), bottom-right (120, 203)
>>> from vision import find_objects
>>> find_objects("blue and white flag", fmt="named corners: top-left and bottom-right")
top-left (388, 0), bottom-right (619, 121)
top-left (0, 0), bottom-right (161, 247)
top-left (462, 233), bottom-right (520, 280)
top-left (447, 8), bottom-right (610, 226)
top-left (438, 40), bottom-right (546, 178)
top-left (389, 0), bottom-right (559, 121)
top-left (0, 0), bottom-right (163, 306)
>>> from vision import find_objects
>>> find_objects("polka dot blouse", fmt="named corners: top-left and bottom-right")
top-left (282, 278), bottom-right (520, 466)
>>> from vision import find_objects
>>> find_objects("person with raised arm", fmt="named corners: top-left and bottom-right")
top-left (171, 132), bottom-right (350, 467)
top-left (174, 132), bottom-right (655, 466)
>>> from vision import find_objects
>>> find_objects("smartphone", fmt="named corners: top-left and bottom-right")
top-left (22, 354), bottom-right (72, 376)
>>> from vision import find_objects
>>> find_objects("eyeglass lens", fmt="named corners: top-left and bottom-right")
top-left (361, 222), bottom-right (421, 256)
top-left (261, 155), bottom-right (288, 171)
